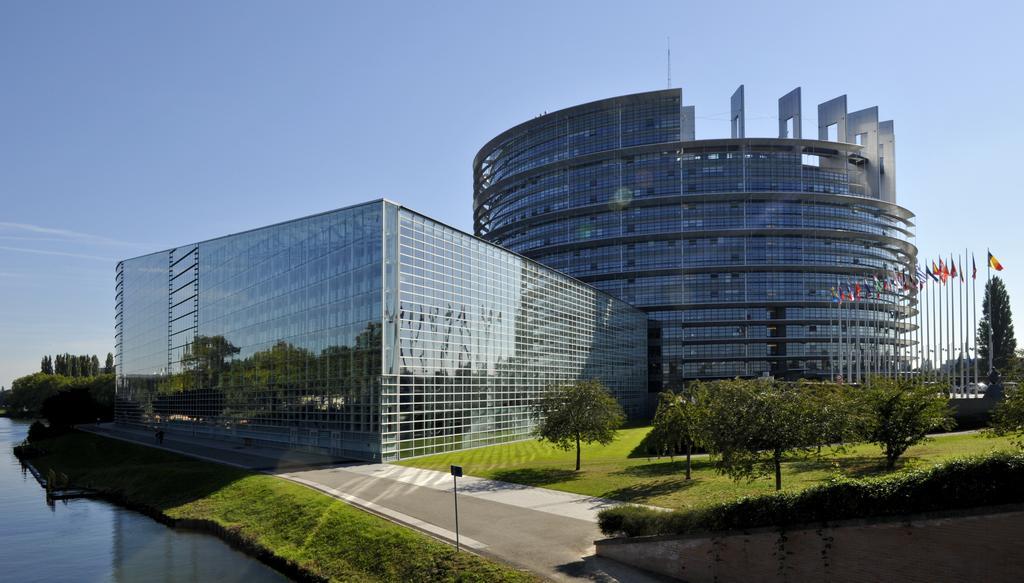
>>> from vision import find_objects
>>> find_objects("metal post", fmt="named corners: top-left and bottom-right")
top-left (450, 464), bottom-right (462, 551)
top-left (987, 249), bottom-right (994, 377)
top-left (972, 253), bottom-right (978, 391)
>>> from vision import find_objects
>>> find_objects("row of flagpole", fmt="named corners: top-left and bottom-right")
top-left (828, 250), bottom-right (1004, 392)
top-left (829, 272), bottom-right (912, 385)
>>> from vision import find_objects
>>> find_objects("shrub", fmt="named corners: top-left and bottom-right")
top-left (599, 452), bottom-right (1024, 537)
top-left (26, 421), bottom-right (68, 443)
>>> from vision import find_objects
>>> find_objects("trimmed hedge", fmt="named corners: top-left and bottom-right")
top-left (599, 452), bottom-right (1024, 537)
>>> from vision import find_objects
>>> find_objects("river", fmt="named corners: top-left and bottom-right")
top-left (0, 417), bottom-right (289, 582)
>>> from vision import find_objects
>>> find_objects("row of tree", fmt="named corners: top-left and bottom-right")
top-left (646, 377), bottom-right (955, 490)
top-left (40, 353), bottom-right (115, 377)
top-left (533, 377), bottom-right (957, 490)
top-left (5, 372), bottom-right (114, 421)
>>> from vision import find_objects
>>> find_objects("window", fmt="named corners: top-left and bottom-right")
top-left (826, 123), bottom-right (839, 142)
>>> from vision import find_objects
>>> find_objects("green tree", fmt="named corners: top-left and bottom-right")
top-left (104, 352), bottom-right (115, 374)
top-left (799, 380), bottom-right (861, 450)
top-left (698, 379), bottom-right (824, 490)
top-left (532, 380), bottom-right (624, 471)
top-left (648, 388), bottom-right (705, 480)
top-left (90, 355), bottom-right (100, 376)
top-left (857, 377), bottom-right (956, 469)
top-left (989, 383), bottom-right (1024, 445)
top-left (978, 277), bottom-right (1017, 377)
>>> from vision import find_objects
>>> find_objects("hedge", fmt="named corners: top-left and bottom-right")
top-left (598, 452), bottom-right (1024, 537)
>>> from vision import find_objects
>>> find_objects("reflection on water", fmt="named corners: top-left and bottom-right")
top-left (0, 418), bottom-right (288, 582)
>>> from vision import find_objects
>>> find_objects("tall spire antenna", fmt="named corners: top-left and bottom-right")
top-left (667, 36), bottom-right (672, 88)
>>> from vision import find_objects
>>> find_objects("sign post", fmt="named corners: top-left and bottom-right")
top-left (450, 464), bottom-right (462, 551)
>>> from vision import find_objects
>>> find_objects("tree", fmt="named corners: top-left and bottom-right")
top-left (978, 277), bottom-right (1017, 377)
top-left (533, 380), bottom-right (624, 471)
top-left (799, 380), bottom-right (861, 450)
top-left (857, 377), bottom-right (956, 469)
top-left (90, 355), bottom-right (100, 377)
top-left (104, 352), bottom-right (115, 374)
top-left (40, 355), bottom-right (53, 375)
top-left (989, 383), bottom-right (1024, 445)
top-left (648, 388), bottom-right (705, 480)
top-left (698, 379), bottom-right (824, 490)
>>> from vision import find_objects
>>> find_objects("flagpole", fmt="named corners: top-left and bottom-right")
top-left (914, 272), bottom-right (920, 378)
top-left (937, 264), bottom-right (942, 383)
top-left (935, 267), bottom-right (942, 384)
top-left (921, 272), bottom-right (929, 377)
top-left (972, 254), bottom-right (978, 391)
top-left (857, 289), bottom-right (864, 384)
top-left (926, 268), bottom-right (932, 380)
top-left (837, 281), bottom-right (843, 382)
top-left (987, 249), bottom-right (993, 378)
top-left (830, 281), bottom-right (837, 381)
top-left (947, 257), bottom-right (954, 390)
top-left (960, 251), bottom-right (967, 394)
top-left (872, 280), bottom-right (879, 381)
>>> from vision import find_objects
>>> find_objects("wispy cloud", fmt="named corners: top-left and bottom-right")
top-left (0, 222), bottom-right (140, 247)
top-left (0, 245), bottom-right (116, 262)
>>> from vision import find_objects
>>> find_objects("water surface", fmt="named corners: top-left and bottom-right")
top-left (0, 418), bottom-right (288, 582)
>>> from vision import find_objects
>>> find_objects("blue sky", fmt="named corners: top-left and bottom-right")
top-left (2, 1), bottom-right (1021, 389)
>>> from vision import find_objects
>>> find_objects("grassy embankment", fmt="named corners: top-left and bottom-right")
top-left (399, 427), bottom-right (1018, 510)
top-left (21, 431), bottom-right (537, 583)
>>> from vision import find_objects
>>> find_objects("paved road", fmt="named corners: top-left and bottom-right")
top-left (81, 424), bottom-right (667, 582)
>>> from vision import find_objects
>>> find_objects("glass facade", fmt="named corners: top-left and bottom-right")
top-left (116, 200), bottom-right (646, 461)
top-left (473, 89), bottom-right (918, 392)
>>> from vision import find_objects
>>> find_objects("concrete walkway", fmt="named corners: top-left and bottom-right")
top-left (80, 424), bottom-right (667, 582)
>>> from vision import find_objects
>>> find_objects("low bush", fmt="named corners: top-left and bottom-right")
top-left (27, 420), bottom-right (68, 443)
top-left (599, 452), bottom-right (1024, 537)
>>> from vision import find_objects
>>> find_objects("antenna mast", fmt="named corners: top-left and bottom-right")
top-left (667, 37), bottom-right (671, 88)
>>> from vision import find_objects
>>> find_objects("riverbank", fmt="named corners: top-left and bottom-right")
top-left (17, 430), bottom-right (537, 583)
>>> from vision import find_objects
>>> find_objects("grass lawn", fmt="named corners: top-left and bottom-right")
top-left (398, 428), bottom-right (1020, 511)
top-left (22, 431), bottom-right (537, 583)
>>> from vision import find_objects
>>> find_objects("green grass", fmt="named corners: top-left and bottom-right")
top-left (398, 428), bottom-right (1020, 511)
top-left (22, 431), bottom-right (537, 583)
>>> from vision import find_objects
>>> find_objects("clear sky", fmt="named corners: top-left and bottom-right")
top-left (2, 0), bottom-right (1021, 389)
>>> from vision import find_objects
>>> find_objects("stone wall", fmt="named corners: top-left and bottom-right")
top-left (596, 506), bottom-right (1024, 582)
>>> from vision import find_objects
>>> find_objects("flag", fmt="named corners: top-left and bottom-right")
top-left (938, 258), bottom-right (947, 283)
top-left (949, 257), bottom-right (957, 280)
top-left (989, 251), bottom-right (1005, 271)
top-left (855, 282), bottom-right (862, 300)
top-left (972, 256), bottom-right (977, 280)
top-left (926, 265), bottom-right (938, 281)
top-left (959, 260), bottom-right (964, 282)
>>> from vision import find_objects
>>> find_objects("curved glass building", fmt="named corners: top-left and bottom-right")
top-left (474, 87), bottom-right (917, 392)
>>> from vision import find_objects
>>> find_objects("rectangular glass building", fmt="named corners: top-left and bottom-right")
top-left (115, 200), bottom-right (647, 461)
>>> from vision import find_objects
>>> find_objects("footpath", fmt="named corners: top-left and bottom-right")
top-left (81, 424), bottom-right (667, 582)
